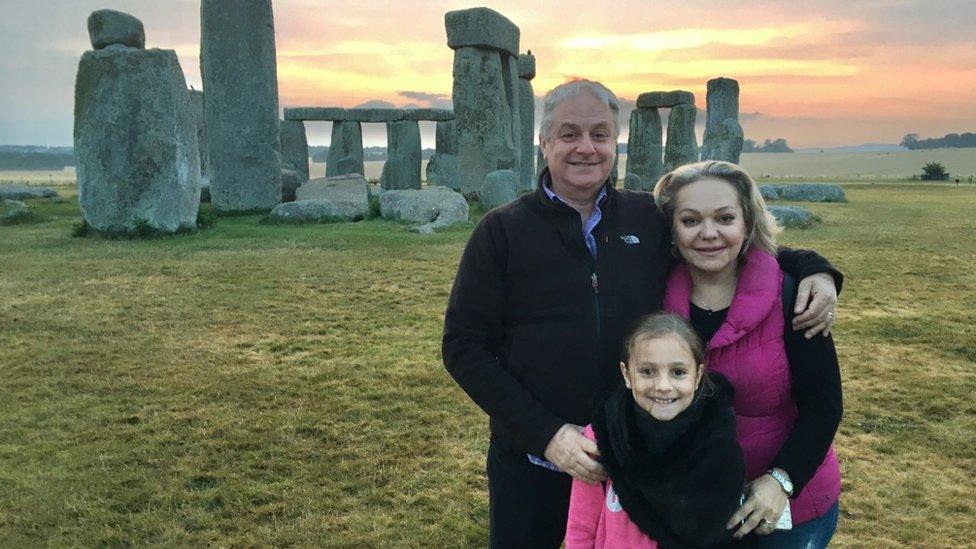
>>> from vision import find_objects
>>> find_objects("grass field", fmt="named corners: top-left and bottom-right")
top-left (1, 181), bottom-right (975, 546)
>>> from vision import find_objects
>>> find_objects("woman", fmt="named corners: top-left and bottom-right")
top-left (653, 161), bottom-right (843, 547)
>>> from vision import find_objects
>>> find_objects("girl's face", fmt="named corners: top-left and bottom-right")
top-left (619, 334), bottom-right (703, 421)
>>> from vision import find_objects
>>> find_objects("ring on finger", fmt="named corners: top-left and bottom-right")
top-left (759, 518), bottom-right (773, 530)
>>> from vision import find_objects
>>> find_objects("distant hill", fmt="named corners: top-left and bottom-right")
top-left (794, 143), bottom-right (907, 154)
top-left (0, 146), bottom-right (76, 170)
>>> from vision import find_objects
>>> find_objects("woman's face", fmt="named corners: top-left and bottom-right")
top-left (672, 177), bottom-right (748, 277)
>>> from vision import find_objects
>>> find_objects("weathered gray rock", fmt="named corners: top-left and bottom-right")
top-left (201, 0), bottom-right (281, 211)
top-left (450, 46), bottom-right (519, 196)
top-left (380, 186), bottom-right (469, 232)
top-left (767, 184), bottom-right (847, 203)
top-left (88, 9), bottom-right (145, 50)
top-left (701, 78), bottom-right (741, 162)
top-left (0, 184), bottom-right (59, 200)
top-left (295, 174), bottom-right (370, 219)
top-left (200, 181), bottom-right (211, 203)
top-left (636, 90), bottom-right (695, 108)
top-left (74, 47), bottom-right (200, 233)
top-left (480, 169), bottom-right (517, 210)
top-left (345, 109), bottom-right (403, 123)
top-left (625, 107), bottom-right (664, 191)
top-left (702, 118), bottom-right (744, 164)
top-left (537, 146), bottom-right (547, 177)
top-left (326, 121), bottom-right (364, 177)
top-left (336, 156), bottom-right (364, 176)
top-left (189, 89), bottom-right (209, 176)
top-left (623, 172), bottom-right (642, 191)
top-left (280, 168), bottom-right (303, 203)
top-left (517, 52), bottom-right (536, 194)
top-left (436, 119), bottom-right (458, 156)
top-left (427, 153), bottom-right (460, 190)
top-left (611, 144), bottom-right (620, 184)
top-left (269, 199), bottom-right (364, 222)
top-left (663, 104), bottom-right (699, 172)
top-left (769, 205), bottom-right (818, 228)
top-left (284, 107), bottom-right (346, 121)
top-left (759, 185), bottom-right (780, 201)
top-left (445, 7), bottom-right (520, 56)
top-left (280, 119), bottom-right (309, 180)
top-left (380, 120), bottom-right (422, 190)
top-left (402, 108), bottom-right (454, 121)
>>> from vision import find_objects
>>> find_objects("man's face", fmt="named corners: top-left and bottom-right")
top-left (539, 91), bottom-right (616, 199)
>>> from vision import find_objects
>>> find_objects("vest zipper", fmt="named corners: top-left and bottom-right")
top-left (591, 261), bottom-right (602, 342)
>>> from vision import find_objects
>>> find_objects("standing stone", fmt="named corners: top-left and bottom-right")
top-left (336, 156), bottom-right (364, 177)
top-left (201, 0), bottom-right (281, 211)
top-left (663, 104), bottom-right (699, 172)
top-left (429, 119), bottom-right (460, 190)
top-left (480, 169), bottom-right (518, 210)
top-left (517, 52), bottom-right (536, 193)
top-left (701, 78), bottom-right (741, 162)
top-left (623, 172), bottom-right (641, 191)
top-left (280, 119), bottom-right (309, 180)
top-left (87, 9), bottom-right (145, 50)
top-left (188, 89), bottom-right (208, 178)
top-left (380, 120), bottom-right (422, 190)
top-left (446, 8), bottom-right (520, 197)
top-left (625, 108), bottom-right (664, 191)
top-left (326, 121), bottom-right (364, 177)
top-left (706, 119), bottom-right (744, 166)
top-left (537, 146), bottom-right (547, 176)
top-left (74, 47), bottom-right (199, 233)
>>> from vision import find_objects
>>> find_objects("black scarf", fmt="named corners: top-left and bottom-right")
top-left (591, 373), bottom-right (747, 548)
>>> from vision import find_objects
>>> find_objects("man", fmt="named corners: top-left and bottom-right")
top-left (442, 79), bottom-right (840, 547)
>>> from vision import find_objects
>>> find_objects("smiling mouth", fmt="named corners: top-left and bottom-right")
top-left (650, 397), bottom-right (678, 405)
top-left (696, 247), bottom-right (726, 254)
top-left (569, 161), bottom-right (601, 167)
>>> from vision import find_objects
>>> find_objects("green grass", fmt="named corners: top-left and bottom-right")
top-left (1, 184), bottom-right (975, 546)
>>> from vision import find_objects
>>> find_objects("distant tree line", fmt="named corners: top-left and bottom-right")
top-left (742, 138), bottom-right (793, 153)
top-left (900, 132), bottom-right (976, 150)
top-left (0, 146), bottom-right (76, 170)
top-left (309, 145), bottom-right (435, 163)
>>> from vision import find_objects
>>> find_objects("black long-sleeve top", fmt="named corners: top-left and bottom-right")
top-left (690, 301), bottom-right (843, 495)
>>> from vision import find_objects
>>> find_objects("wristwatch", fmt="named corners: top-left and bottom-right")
top-left (766, 468), bottom-right (794, 497)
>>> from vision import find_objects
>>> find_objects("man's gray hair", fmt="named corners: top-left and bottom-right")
top-left (539, 79), bottom-right (621, 141)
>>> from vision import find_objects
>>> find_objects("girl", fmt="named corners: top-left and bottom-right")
top-left (565, 313), bottom-right (745, 548)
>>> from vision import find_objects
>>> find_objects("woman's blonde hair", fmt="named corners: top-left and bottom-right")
top-left (653, 160), bottom-right (781, 256)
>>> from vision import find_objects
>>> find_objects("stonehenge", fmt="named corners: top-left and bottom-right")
top-left (663, 103), bottom-right (699, 172)
top-left (73, 10), bottom-right (200, 233)
top-left (701, 77), bottom-right (743, 163)
top-left (445, 7), bottom-right (522, 197)
top-left (201, 0), bottom-right (281, 211)
top-left (625, 107), bottom-right (663, 190)
top-left (626, 90), bottom-right (696, 189)
top-left (517, 52), bottom-right (536, 193)
top-left (280, 119), bottom-right (309, 180)
top-left (283, 107), bottom-right (457, 190)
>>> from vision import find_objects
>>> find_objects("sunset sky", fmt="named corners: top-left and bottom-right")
top-left (2, 0), bottom-right (975, 148)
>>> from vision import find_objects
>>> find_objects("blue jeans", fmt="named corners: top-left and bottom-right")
top-left (756, 500), bottom-right (839, 549)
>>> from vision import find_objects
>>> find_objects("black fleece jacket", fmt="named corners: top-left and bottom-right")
top-left (442, 171), bottom-right (841, 457)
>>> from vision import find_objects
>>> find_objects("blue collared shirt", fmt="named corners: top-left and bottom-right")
top-left (543, 183), bottom-right (608, 259)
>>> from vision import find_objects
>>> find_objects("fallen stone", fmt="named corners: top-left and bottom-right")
top-left (269, 199), bottom-right (364, 222)
top-left (769, 205), bottom-right (819, 229)
top-left (480, 169), bottom-right (517, 210)
top-left (280, 168), bottom-right (303, 203)
top-left (701, 78), bottom-right (741, 162)
top-left (663, 104), bottom-right (699, 172)
top-left (201, 0), bottom-right (281, 211)
top-left (381, 120), bottom-right (422, 190)
top-left (701, 118), bottom-right (743, 164)
top-left (326, 121), bottom-right (364, 177)
top-left (336, 156), bottom-right (364, 176)
top-left (759, 185), bottom-right (779, 201)
top-left (284, 107), bottom-right (346, 121)
top-left (0, 199), bottom-right (36, 225)
top-left (380, 186), bottom-right (469, 231)
top-left (445, 7), bottom-right (520, 57)
top-left (0, 184), bottom-right (59, 200)
top-left (451, 46), bottom-right (518, 196)
top-left (636, 90), bottom-right (695, 108)
top-left (625, 107), bottom-right (664, 191)
top-left (87, 9), bottom-right (145, 50)
top-left (295, 174), bottom-right (370, 219)
top-left (74, 47), bottom-right (200, 233)
top-left (345, 109), bottom-right (404, 123)
top-left (280, 119), bottom-right (309, 180)
top-left (402, 108), bottom-right (454, 121)
top-left (774, 184), bottom-right (846, 203)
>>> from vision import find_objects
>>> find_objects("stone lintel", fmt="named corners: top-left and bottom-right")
top-left (345, 109), bottom-right (404, 122)
top-left (445, 7), bottom-right (520, 57)
top-left (284, 107), bottom-right (346, 121)
top-left (517, 53), bottom-right (535, 80)
top-left (636, 90), bottom-right (696, 109)
top-left (402, 108), bottom-right (454, 121)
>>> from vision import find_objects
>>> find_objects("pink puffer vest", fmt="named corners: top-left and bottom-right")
top-left (663, 248), bottom-right (840, 525)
